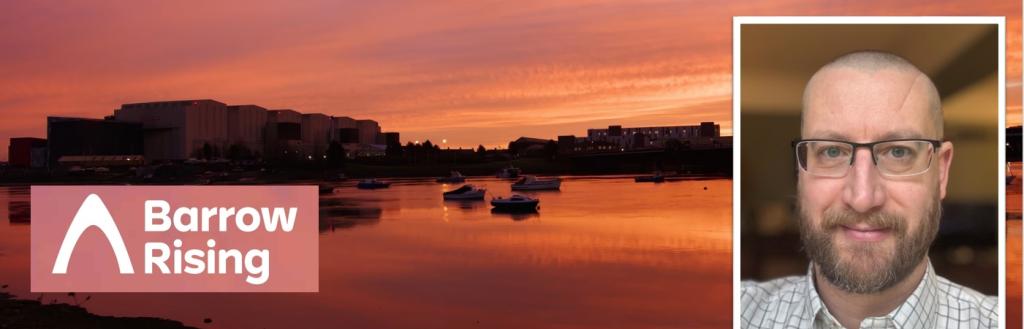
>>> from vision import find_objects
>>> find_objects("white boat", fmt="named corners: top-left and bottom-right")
top-left (443, 184), bottom-right (486, 200)
top-left (510, 175), bottom-right (561, 191)
top-left (436, 171), bottom-right (467, 183)
top-left (490, 194), bottom-right (539, 211)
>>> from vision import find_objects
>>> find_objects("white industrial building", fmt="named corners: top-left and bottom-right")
top-left (114, 99), bottom-right (229, 161)
top-left (104, 99), bottom-right (391, 163)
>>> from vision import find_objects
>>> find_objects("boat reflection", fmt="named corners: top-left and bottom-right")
top-left (490, 207), bottom-right (540, 221)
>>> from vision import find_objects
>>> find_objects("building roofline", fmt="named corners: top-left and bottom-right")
top-left (121, 99), bottom-right (226, 107)
top-left (47, 116), bottom-right (139, 124)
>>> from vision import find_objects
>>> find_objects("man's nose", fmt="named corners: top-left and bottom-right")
top-left (842, 148), bottom-right (886, 213)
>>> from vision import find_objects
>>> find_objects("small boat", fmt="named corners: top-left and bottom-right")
top-left (511, 175), bottom-right (561, 191)
top-left (496, 165), bottom-right (522, 179)
top-left (357, 179), bottom-right (391, 189)
top-left (443, 184), bottom-right (486, 200)
top-left (490, 194), bottom-right (539, 211)
top-left (635, 171), bottom-right (665, 183)
top-left (319, 184), bottom-right (335, 194)
top-left (436, 171), bottom-right (467, 183)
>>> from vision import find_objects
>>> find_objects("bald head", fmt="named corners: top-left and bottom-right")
top-left (802, 51), bottom-right (943, 138)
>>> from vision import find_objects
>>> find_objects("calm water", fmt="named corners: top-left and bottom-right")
top-left (0, 176), bottom-right (732, 329)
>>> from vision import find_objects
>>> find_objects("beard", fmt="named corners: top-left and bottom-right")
top-left (797, 196), bottom-right (941, 294)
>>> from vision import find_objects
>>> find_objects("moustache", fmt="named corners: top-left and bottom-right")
top-left (820, 208), bottom-right (907, 236)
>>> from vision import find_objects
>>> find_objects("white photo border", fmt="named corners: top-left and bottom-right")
top-left (731, 16), bottom-right (1007, 329)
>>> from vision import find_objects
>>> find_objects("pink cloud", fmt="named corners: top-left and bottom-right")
top-left (0, 0), bottom-right (1018, 159)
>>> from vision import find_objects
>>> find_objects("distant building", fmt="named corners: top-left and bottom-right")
top-left (47, 117), bottom-right (143, 167)
top-left (39, 98), bottom-right (398, 164)
top-left (226, 105), bottom-right (268, 158)
top-left (58, 155), bottom-right (144, 168)
top-left (557, 135), bottom-right (576, 155)
top-left (113, 99), bottom-right (228, 161)
top-left (8, 137), bottom-right (46, 168)
top-left (337, 128), bottom-right (360, 144)
top-left (265, 110), bottom-right (303, 160)
top-left (301, 113), bottom-right (332, 159)
top-left (356, 120), bottom-right (381, 145)
top-left (331, 116), bottom-right (357, 140)
top-left (344, 143), bottom-right (387, 158)
top-left (509, 137), bottom-right (554, 157)
top-left (583, 122), bottom-right (723, 151)
top-left (381, 132), bottom-right (400, 146)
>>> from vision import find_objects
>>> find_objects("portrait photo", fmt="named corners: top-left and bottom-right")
top-left (735, 18), bottom-right (1005, 328)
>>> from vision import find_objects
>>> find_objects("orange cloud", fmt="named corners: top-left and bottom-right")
top-left (0, 0), bottom-right (1018, 158)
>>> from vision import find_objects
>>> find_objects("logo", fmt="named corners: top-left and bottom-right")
top-left (52, 194), bottom-right (135, 274)
top-left (31, 186), bottom-right (318, 292)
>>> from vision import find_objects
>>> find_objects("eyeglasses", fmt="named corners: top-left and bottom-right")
top-left (792, 139), bottom-right (942, 177)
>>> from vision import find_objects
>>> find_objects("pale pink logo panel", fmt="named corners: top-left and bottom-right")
top-left (31, 186), bottom-right (318, 292)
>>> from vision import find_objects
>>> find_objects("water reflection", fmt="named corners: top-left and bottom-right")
top-left (5, 186), bottom-right (29, 224)
top-left (490, 208), bottom-right (540, 221)
top-left (443, 200), bottom-right (486, 213)
top-left (0, 177), bottom-right (732, 329)
top-left (319, 196), bottom-right (383, 232)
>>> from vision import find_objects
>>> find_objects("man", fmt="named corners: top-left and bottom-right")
top-left (741, 51), bottom-right (997, 329)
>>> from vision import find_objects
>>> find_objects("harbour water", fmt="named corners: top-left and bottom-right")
top-left (0, 176), bottom-right (732, 328)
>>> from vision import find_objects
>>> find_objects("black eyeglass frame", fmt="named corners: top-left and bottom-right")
top-left (790, 138), bottom-right (943, 175)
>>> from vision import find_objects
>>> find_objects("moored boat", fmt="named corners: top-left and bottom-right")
top-left (510, 175), bottom-right (561, 191)
top-left (490, 194), bottom-right (539, 211)
top-left (443, 184), bottom-right (486, 200)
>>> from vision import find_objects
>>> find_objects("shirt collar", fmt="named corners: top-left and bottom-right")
top-left (802, 260), bottom-right (939, 329)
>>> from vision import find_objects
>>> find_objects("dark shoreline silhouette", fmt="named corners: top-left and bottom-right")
top-left (0, 292), bottom-right (196, 329)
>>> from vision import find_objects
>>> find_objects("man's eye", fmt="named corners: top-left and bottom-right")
top-left (823, 146), bottom-right (842, 158)
top-left (886, 146), bottom-right (913, 159)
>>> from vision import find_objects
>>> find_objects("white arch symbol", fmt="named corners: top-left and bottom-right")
top-left (52, 193), bottom-right (135, 274)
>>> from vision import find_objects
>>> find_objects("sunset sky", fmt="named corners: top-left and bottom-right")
top-left (0, 0), bottom-right (1019, 160)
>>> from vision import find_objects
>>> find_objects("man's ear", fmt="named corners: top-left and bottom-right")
top-left (937, 141), bottom-right (953, 200)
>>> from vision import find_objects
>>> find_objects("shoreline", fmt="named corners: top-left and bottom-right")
top-left (0, 292), bottom-right (196, 329)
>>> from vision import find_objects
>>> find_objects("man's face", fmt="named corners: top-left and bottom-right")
top-left (798, 67), bottom-right (953, 293)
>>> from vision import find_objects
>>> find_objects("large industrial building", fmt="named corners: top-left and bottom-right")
top-left (356, 120), bottom-right (381, 145)
top-left (302, 113), bottom-right (332, 159)
top-left (46, 117), bottom-right (144, 166)
top-left (226, 105), bottom-right (269, 158)
top-left (113, 99), bottom-right (229, 161)
top-left (265, 109), bottom-right (303, 159)
top-left (27, 99), bottom-right (392, 167)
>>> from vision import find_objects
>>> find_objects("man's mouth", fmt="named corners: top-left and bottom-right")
top-left (838, 224), bottom-right (892, 242)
